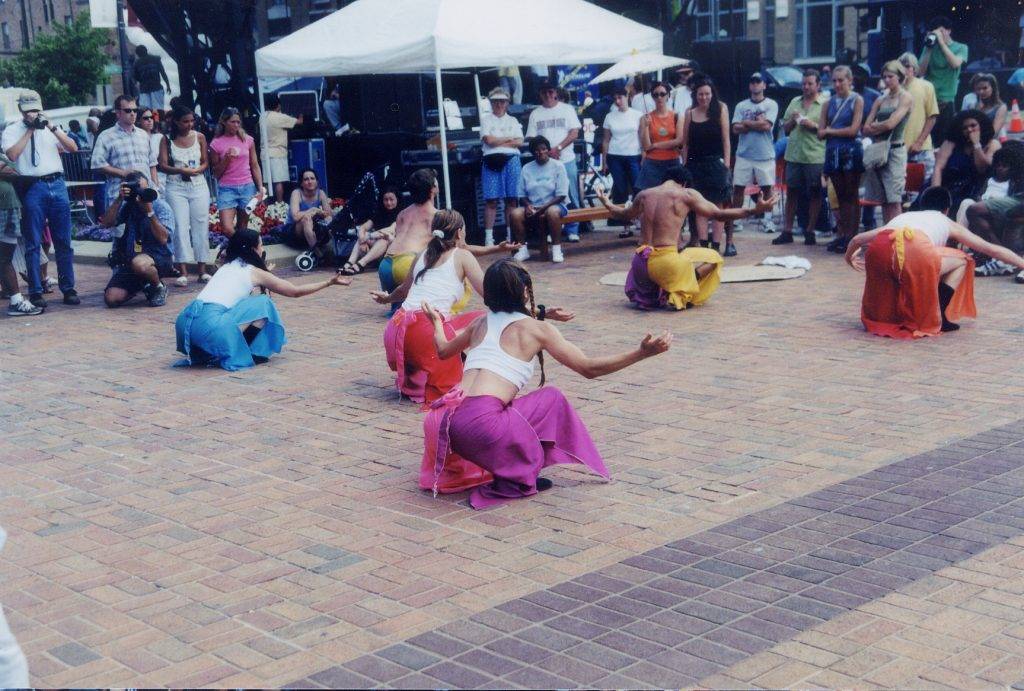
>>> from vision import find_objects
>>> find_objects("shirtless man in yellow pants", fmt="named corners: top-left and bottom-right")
top-left (597, 165), bottom-right (776, 309)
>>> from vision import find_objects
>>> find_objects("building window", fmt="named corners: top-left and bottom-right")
top-left (42, 1), bottom-right (49, 23)
top-left (309, 0), bottom-right (335, 21)
top-left (763, 0), bottom-right (775, 61)
top-left (1, 23), bottom-right (10, 51)
top-left (267, 0), bottom-right (290, 41)
top-left (795, 0), bottom-right (839, 60)
top-left (65, 14), bottom-right (72, 25)
top-left (689, 0), bottom-right (746, 42)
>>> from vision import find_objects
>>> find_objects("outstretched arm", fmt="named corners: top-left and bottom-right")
top-left (461, 240), bottom-right (521, 256)
top-left (685, 188), bottom-right (777, 222)
top-left (254, 269), bottom-right (349, 297)
top-left (423, 303), bottom-right (481, 359)
top-left (596, 186), bottom-right (642, 220)
top-left (540, 322), bottom-right (672, 379)
top-left (844, 228), bottom-right (886, 270)
top-left (950, 222), bottom-right (1024, 270)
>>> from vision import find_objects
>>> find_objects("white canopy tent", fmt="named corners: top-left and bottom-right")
top-left (254, 0), bottom-right (661, 206)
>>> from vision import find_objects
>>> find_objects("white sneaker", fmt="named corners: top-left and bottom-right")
top-left (199, 273), bottom-right (212, 283)
top-left (761, 217), bottom-right (776, 233)
top-left (551, 245), bottom-right (564, 263)
top-left (8, 296), bottom-right (42, 316)
top-left (174, 275), bottom-right (188, 287)
top-left (566, 233), bottom-right (580, 243)
top-left (513, 246), bottom-right (530, 262)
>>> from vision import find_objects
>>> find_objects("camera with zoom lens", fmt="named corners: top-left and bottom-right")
top-left (122, 178), bottom-right (158, 203)
top-left (924, 33), bottom-right (938, 47)
top-left (27, 116), bottom-right (48, 130)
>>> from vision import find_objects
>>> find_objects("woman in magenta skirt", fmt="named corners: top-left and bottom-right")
top-left (421, 259), bottom-right (672, 509)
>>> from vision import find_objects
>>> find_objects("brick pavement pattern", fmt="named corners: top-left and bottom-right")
top-left (3, 231), bottom-right (1024, 688)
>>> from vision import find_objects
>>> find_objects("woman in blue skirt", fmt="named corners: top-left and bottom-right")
top-left (175, 230), bottom-right (350, 370)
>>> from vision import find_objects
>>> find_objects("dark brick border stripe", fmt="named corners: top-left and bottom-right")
top-left (298, 420), bottom-right (1024, 689)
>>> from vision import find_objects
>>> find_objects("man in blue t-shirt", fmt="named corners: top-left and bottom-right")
top-left (730, 72), bottom-right (779, 249)
top-left (508, 136), bottom-right (569, 263)
top-left (100, 171), bottom-right (175, 308)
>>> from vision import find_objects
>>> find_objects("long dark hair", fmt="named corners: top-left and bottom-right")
top-left (483, 259), bottom-right (545, 386)
top-left (692, 77), bottom-right (722, 121)
top-left (223, 229), bottom-right (268, 272)
top-left (168, 103), bottom-right (196, 140)
top-left (970, 73), bottom-right (1003, 110)
top-left (948, 109), bottom-right (995, 149)
top-left (415, 209), bottom-right (463, 283)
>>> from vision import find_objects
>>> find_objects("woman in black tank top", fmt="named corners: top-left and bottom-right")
top-left (683, 80), bottom-right (731, 254)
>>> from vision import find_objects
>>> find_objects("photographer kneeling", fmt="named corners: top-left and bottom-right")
top-left (102, 172), bottom-right (175, 308)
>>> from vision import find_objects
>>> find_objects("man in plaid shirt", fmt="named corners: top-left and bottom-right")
top-left (91, 94), bottom-right (156, 203)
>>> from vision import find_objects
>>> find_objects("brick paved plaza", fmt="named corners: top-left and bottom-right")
top-left (4, 231), bottom-right (1024, 689)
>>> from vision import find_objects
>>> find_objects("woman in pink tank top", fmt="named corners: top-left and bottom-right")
top-left (209, 107), bottom-right (265, 237)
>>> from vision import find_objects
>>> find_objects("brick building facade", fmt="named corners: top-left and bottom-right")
top-left (0, 0), bottom-right (90, 57)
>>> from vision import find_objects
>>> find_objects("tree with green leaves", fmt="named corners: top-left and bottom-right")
top-left (0, 12), bottom-right (110, 109)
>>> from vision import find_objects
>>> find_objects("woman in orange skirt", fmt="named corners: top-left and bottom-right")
top-left (846, 187), bottom-right (1024, 338)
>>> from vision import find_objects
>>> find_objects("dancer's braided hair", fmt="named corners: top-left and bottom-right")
top-left (483, 259), bottom-right (546, 387)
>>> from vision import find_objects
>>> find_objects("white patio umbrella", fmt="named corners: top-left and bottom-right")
top-left (589, 51), bottom-right (689, 85)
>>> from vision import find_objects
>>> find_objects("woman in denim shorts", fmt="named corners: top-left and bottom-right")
top-left (819, 66), bottom-right (864, 254)
top-left (209, 107), bottom-right (264, 237)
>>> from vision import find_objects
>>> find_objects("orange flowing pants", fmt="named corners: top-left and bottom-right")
top-left (861, 228), bottom-right (976, 339)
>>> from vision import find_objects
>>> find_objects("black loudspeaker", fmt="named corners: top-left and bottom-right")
top-left (345, 75), bottom-right (427, 133)
top-left (690, 40), bottom-right (762, 108)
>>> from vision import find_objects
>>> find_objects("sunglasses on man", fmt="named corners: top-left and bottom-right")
top-left (120, 108), bottom-right (139, 113)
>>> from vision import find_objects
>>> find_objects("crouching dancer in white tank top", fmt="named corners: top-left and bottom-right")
top-left (421, 258), bottom-right (673, 509)
top-left (373, 209), bottom-right (488, 407)
top-left (174, 229), bottom-right (350, 370)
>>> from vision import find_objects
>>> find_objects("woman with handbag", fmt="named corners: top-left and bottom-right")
top-left (862, 61), bottom-right (913, 225)
top-left (818, 65), bottom-right (864, 254)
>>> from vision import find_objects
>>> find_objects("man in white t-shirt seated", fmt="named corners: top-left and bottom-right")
top-left (525, 79), bottom-right (581, 241)
top-left (479, 86), bottom-right (524, 247)
top-left (509, 136), bottom-right (569, 263)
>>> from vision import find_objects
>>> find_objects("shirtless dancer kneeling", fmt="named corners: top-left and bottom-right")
top-left (597, 165), bottom-right (776, 310)
top-left (379, 168), bottom-right (518, 314)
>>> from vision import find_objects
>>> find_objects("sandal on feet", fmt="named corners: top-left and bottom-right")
top-left (618, 229), bottom-right (635, 239)
top-left (340, 261), bottom-right (364, 276)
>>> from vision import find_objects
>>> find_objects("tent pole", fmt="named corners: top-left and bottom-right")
top-left (434, 65), bottom-right (452, 210)
top-left (473, 72), bottom-right (483, 113)
top-left (256, 70), bottom-right (273, 197)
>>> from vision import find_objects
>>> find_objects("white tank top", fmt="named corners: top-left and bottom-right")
top-left (197, 259), bottom-right (255, 308)
top-left (888, 210), bottom-right (951, 247)
top-left (463, 311), bottom-right (535, 391)
top-left (402, 250), bottom-right (465, 313)
top-left (167, 134), bottom-right (204, 187)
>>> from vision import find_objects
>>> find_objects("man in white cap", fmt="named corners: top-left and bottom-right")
top-left (479, 86), bottom-right (523, 247)
top-left (1, 89), bottom-right (80, 308)
top-left (669, 60), bottom-right (696, 115)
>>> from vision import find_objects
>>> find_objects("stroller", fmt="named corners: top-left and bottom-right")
top-left (294, 167), bottom-right (386, 271)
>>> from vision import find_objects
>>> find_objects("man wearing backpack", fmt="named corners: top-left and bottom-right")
top-left (132, 46), bottom-right (171, 111)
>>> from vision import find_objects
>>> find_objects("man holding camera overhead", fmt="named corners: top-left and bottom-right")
top-left (1, 89), bottom-right (79, 309)
top-left (919, 16), bottom-right (967, 148)
top-left (100, 171), bottom-right (174, 308)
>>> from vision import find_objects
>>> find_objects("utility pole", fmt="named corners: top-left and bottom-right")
top-left (116, 0), bottom-right (132, 97)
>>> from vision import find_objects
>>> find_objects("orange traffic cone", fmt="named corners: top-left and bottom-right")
top-left (1010, 100), bottom-right (1023, 134)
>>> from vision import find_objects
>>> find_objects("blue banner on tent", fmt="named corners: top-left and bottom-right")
top-left (554, 65), bottom-right (600, 91)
